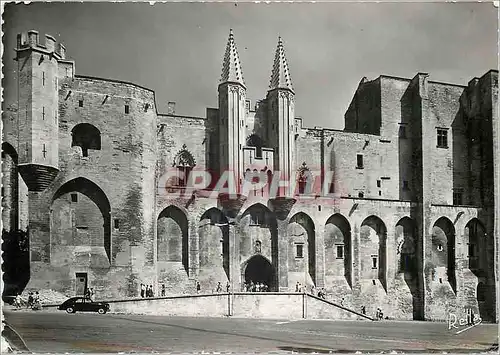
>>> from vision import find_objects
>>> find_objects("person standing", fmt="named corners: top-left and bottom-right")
top-left (196, 281), bottom-right (201, 294)
top-left (226, 282), bottom-right (230, 293)
top-left (216, 282), bottom-right (222, 293)
top-left (27, 292), bottom-right (34, 309)
top-left (149, 285), bottom-right (154, 297)
top-left (161, 284), bottom-right (166, 297)
top-left (140, 283), bottom-right (145, 298)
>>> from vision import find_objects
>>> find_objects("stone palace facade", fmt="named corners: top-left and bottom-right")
top-left (2, 29), bottom-right (498, 321)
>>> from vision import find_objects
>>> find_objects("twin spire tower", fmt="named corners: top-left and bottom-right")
top-left (217, 29), bottom-right (296, 193)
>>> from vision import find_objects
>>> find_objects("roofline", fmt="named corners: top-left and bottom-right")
top-left (158, 114), bottom-right (206, 121)
top-left (427, 80), bottom-right (466, 88)
top-left (75, 75), bottom-right (155, 93)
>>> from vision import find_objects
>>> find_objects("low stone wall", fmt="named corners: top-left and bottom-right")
top-left (109, 294), bottom-right (229, 317)
top-left (105, 292), bottom-right (374, 321)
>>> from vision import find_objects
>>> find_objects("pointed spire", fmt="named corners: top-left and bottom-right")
top-left (269, 36), bottom-right (294, 93)
top-left (220, 29), bottom-right (246, 87)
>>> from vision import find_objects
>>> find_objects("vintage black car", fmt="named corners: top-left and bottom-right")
top-left (58, 297), bottom-right (110, 314)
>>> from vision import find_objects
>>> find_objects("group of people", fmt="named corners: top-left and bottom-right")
top-left (13, 291), bottom-right (41, 310)
top-left (243, 281), bottom-right (269, 292)
top-left (140, 283), bottom-right (156, 298)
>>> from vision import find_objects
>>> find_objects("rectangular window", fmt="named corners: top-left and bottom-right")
top-left (376, 180), bottom-right (381, 188)
top-left (114, 219), bottom-right (120, 229)
top-left (336, 245), bottom-right (344, 259)
top-left (42, 144), bottom-right (47, 158)
top-left (403, 180), bottom-right (409, 190)
top-left (399, 125), bottom-right (407, 139)
top-left (295, 243), bottom-right (304, 258)
top-left (356, 154), bottom-right (364, 169)
top-left (42, 106), bottom-right (45, 120)
top-left (453, 190), bottom-right (463, 206)
top-left (371, 255), bottom-right (378, 269)
top-left (437, 128), bottom-right (448, 148)
top-left (71, 193), bottom-right (78, 203)
top-left (42, 71), bottom-right (45, 86)
top-left (125, 105), bottom-right (130, 114)
top-left (272, 124), bottom-right (275, 130)
top-left (78, 100), bottom-right (83, 107)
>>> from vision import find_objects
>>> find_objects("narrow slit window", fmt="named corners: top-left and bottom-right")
top-left (78, 99), bottom-right (83, 107)
top-left (295, 243), bottom-right (304, 258)
top-left (336, 245), bottom-right (344, 259)
top-left (71, 193), bottom-right (78, 203)
top-left (357, 154), bottom-right (364, 169)
top-left (114, 219), bottom-right (120, 229)
top-left (125, 105), bottom-right (130, 114)
top-left (372, 255), bottom-right (378, 269)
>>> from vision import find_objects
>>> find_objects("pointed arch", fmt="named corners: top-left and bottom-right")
top-left (325, 213), bottom-right (352, 287)
top-left (464, 218), bottom-right (486, 277)
top-left (360, 215), bottom-right (387, 290)
top-left (242, 254), bottom-right (274, 291)
top-left (395, 217), bottom-right (417, 274)
top-left (157, 205), bottom-right (189, 271)
top-left (51, 177), bottom-right (111, 262)
top-left (172, 144), bottom-right (196, 187)
top-left (240, 203), bottom-right (278, 289)
top-left (432, 217), bottom-right (456, 292)
top-left (289, 212), bottom-right (316, 285)
top-left (198, 207), bottom-right (229, 286)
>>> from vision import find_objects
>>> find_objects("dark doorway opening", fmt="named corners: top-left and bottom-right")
top-left (75, 272), bottom-right (88, 296)
top-left (244, 255), bottom-right (274, 291)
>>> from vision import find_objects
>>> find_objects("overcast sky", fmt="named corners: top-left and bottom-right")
top-left (3, 2), bottom-right (497, 129)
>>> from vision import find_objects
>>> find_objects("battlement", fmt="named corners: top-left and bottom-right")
top-left (17, 30), bottom-right (66, 59)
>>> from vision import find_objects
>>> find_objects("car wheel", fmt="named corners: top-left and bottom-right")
top-left (97, 308), bottom-right (106, 314)
top-left (66, 307), bottom-right (75, 314)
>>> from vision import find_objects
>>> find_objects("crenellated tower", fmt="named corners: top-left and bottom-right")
top-left (14, 30), bottom-right (67, 191)
top-left (218, 29), bottom-right (247, 191)
top-left (266, 37), bottom-right (296, 193)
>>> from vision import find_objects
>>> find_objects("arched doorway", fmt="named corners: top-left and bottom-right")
top-left (243, 255), bottom-right (274, 291)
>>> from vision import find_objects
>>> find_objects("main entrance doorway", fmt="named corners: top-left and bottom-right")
top-left (75, 272), bottom-right (88, 296)
top-left (243, 255), bottom-right (274, 291)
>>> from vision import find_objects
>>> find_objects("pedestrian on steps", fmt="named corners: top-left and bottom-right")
top-left (196, 281), bottom-right (201, 294)
top-left (140, 283), bottom-right (146, 298)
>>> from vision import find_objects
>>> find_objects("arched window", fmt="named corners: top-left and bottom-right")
top-left (246, 134), bottom-right (264, 158)
top-left (71, 123), bottom-right (101, 157)
top-left (173, 144), bottom-right (196, 187)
